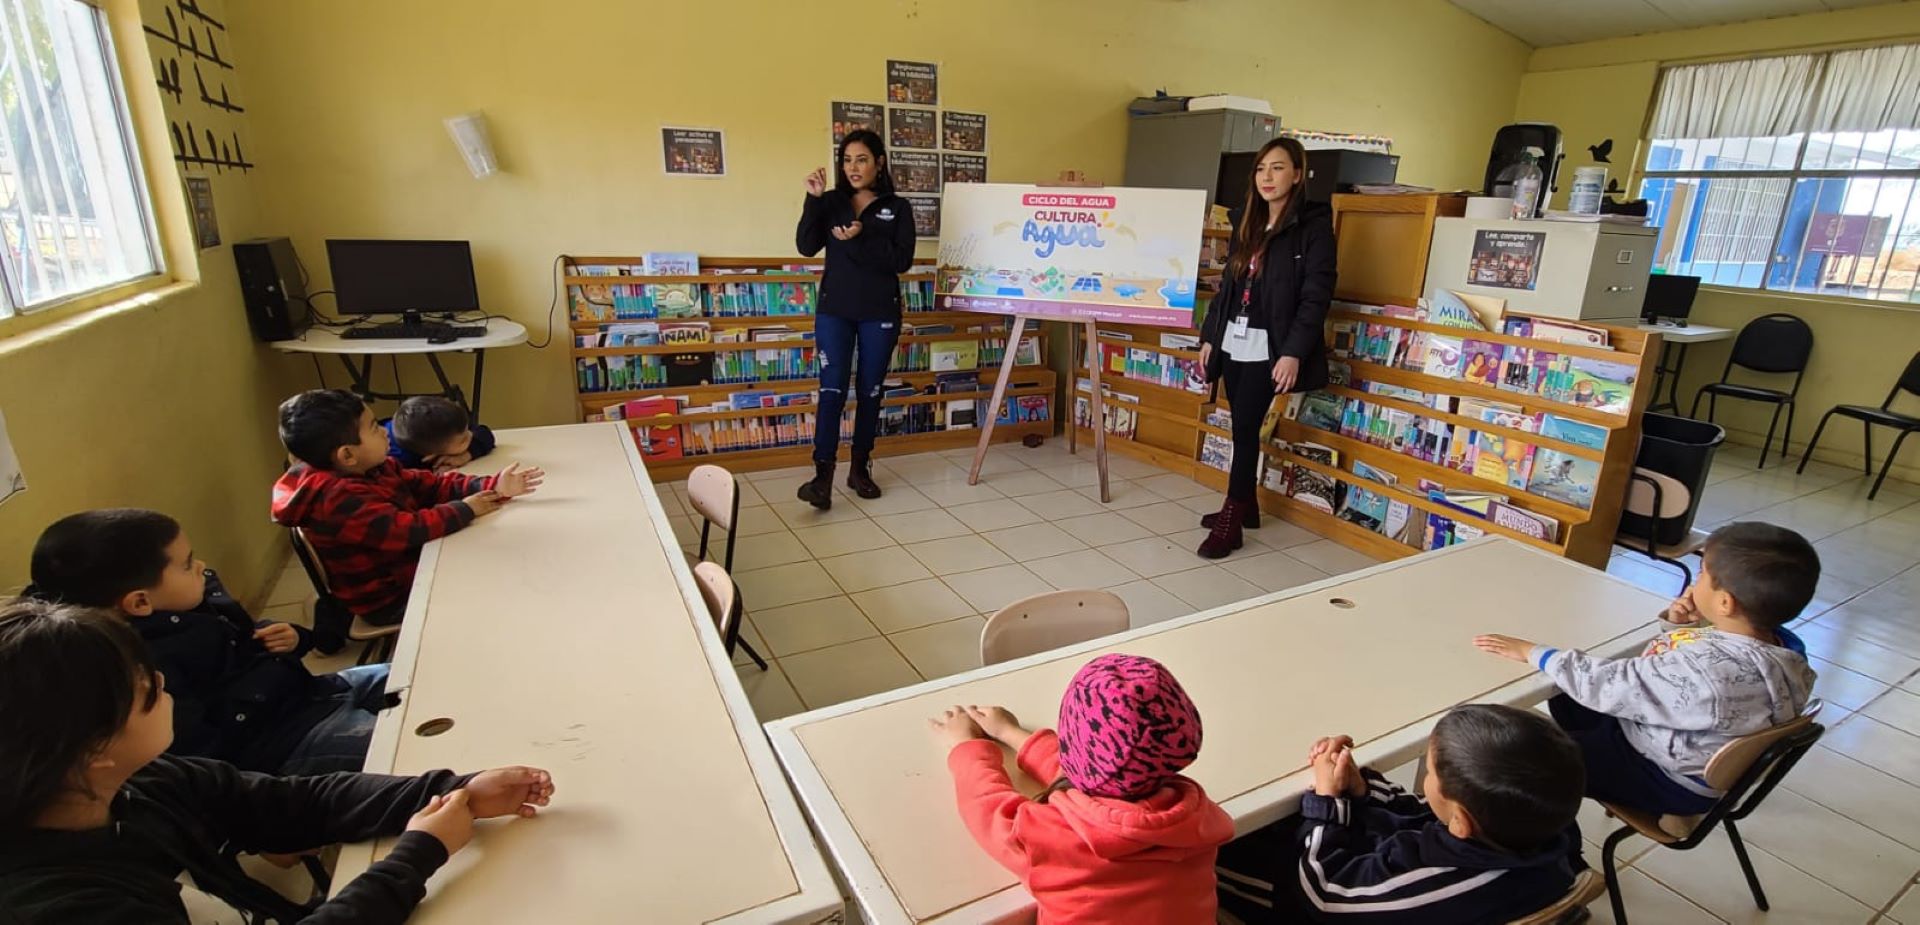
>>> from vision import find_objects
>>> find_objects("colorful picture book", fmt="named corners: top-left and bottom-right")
top-left (1538, 414), bottom-right (1608, 451)
top-left (1284, 442), bottom-right (1341, 514)
top-left (1526, 447), bottom-right (1601, 509)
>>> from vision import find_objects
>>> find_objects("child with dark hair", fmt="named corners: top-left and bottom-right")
top-left (0, 599), bottom-right (554, 924)
top-left (1476, 521), bottom-right (1819, 818)
top-left (28, 509), bottom-right (387, 776)
top-left (271, 389), bottom-right (543, 627)
top-left (929, 653), bottom-right (1234, 923)
top-left (383, 396), bottom-right (496, 472)
top-left (1215, 704), bottom-right (1587, 923)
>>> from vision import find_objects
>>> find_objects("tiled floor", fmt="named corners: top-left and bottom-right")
top-left (265, 437), bottom-right (1920, 922)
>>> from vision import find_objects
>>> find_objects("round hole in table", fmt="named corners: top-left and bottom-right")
top-left (415, 718), bottom-right (455, 737)
top-left (1329, 598), bottom-right (1356, 609)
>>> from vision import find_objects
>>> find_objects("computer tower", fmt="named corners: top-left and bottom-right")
top-left (233, 237), bottom-right (310, 342)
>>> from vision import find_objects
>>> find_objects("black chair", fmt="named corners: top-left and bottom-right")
top-left (1598, 701), bottom-right (1824, 924)
top-left (1689, 314), bottom-right (1814, 469)
top-left (1797, 350), bottom-right (1920, 500)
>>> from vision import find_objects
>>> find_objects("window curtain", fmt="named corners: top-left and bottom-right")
top-left (1650, 53), bottom-right (1823, 139)
top-left (1805, 43), bottom-right (1920, 134)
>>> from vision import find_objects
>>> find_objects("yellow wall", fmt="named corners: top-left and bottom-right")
top-left (1514, 3), bottom-right (1920, 483)
top-left (226, 0), bottom-right (1530, 430)
top-left (0, 0), bottom-right (301, 602)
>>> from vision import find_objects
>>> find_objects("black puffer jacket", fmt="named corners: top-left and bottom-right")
top-left (1199, 199), bottom-right (1337, 394)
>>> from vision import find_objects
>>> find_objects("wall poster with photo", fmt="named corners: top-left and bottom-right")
top-left (942, 153), bottom-right (986, 184)
top-left (1468, 230), bottom-right (1544, 290)
top-left (661, 127), bottom-right (725, 176)
top-left (888, 107), bottom-right (936, 151)
top-left (885, 60), bottom-right (938, 105)
top-left (905, 194), bottom-right (941, 239)
top-left (941, 111), bottom-right (986, 152)
top-left (891, 151), bottom-right (940, 194)
top-left (830, 101), bottom-right (882, 145)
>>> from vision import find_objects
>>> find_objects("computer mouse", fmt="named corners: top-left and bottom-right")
top-left (428, 333), bottom-right (458, 344)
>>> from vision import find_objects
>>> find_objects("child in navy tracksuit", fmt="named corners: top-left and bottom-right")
top-left (1217, 704), bottom-right (1586, 924)
top-left (381, 395), bottom-right (496, 472)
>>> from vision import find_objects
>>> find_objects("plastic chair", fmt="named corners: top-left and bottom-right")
top-left (980, 590), bottom-right (1130, 666)
top-left (1508, 869), bottom-right (1607, 925)
top-left (1597, 700), bottom-right (1825, 925)
top-left (1688, 313), bottom-right (1813, 468)
top-left (691, 561), bottom-right (767, 671)
top-left (681, 465), bottom-right (768, 670)
top-left (288, 527), bottom-right (398, 666)
top-left (1797, 350), bottom-right (1920, 500)
top-left (1613, 467), bottom-right (1708, 590)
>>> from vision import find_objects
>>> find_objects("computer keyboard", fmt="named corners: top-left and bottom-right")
top-left (342, 323), bottom-right (487, 341)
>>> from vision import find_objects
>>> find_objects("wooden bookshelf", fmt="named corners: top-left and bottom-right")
top-left (1203, 309), bottom-right (1660, 568)
top-left (1069, 319), bottom-right (1213, 479)
top-left (566, 255), bottom-right (1057, 480)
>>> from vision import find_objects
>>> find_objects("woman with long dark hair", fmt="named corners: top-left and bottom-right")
top-left (794, 129), bottom-right (917, 509)
top-left (1195, 137), bottom-right (1336, 559)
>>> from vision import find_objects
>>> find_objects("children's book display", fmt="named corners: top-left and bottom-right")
top-left (568, 255), bottom-right (1055, 478)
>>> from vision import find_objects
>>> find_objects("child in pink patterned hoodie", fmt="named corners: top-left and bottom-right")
top-left (930, 653), bottom-right (1235, 924)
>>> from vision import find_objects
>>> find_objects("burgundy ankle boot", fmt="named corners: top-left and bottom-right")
top-left (1200, 499), bottom-right (1261, 530)
top-left (1197, 497), bottom-right (1246, 559)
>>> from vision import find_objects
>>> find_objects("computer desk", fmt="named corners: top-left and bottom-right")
top-left (333, 422), bottom-right (841, 924)
top-left (766, 538), bottom-right (1667, 924)
top-left (1638, 321), bottom-right (1734, 415)
top-left (270, 319), bottom-right (527, 417)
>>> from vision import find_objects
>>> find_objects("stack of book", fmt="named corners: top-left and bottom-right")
top-left (1073, 379), bottom-right (1141, 439)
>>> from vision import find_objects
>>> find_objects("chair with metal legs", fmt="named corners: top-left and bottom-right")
top-left (1688, 313), bottom-right (1812, 469)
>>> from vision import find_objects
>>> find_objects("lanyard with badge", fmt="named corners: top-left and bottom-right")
top-left (1223, 249), bottom-right (1270, 361)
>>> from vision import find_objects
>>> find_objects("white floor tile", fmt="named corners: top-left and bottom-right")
top-left (1122, 500), bottom-right (1207, 535)
top-left (981, 523), bottom-right (1086, 561)
top-left (1887, 881), bottom-right (1920, 923)
top-left (778, 637), bottom-right (924, 709)
top-left (956, 451), bottom-right (1032, 476)
top-left (1817, 593), bottom-right (1920, 658)
top-left (1031, 460), bottom-right (1104, 488)
top-left (882, 454), bottom-right (968, 480)
top-left (942, 564), bottom-right (1056, 614)
top-left (1797, 622), bottom-right (1920, 683)
top-left (1824, 715), bottom-right (1920, 787)
top-left (1785, 745), bottom-right (1920, 851)
top-left (915, 475), bottom-right (1007, 508)
top-left (728, 530), bottom-right (815, 572)
top-left (1077, 479), bottom-right (1166, 510)
top-left (980, 468), bottom-right (1072, 498)
top-left (1809, 657), bottom-right (1895, 712)
top-left (1152, 566), bottom-right (1265, 612)
top-left (792, 519), bottom-right (893, 559)
top-left (1133, 472), bottom-right (1215, 500)
top-left (733, 504), bottom-right (794, 537)
top-left (847, 484), bottom-right (941, 517)
top-left (736, 661), bottom-right (806, 721)
top-left (947, 498), bottom-right (1044, 532)
top-left (1164, 527), bottom-right (1277, 558)
top-left (1859, 687), bottom-right (1920, 736)
top-left (872, 509), bottom-right (973, 545)
top-left (1016, 489), bottom-right (1109, 520)
top-left (1732, 786), bottom-right (1920, 909)
top-left (1100, 536), bottom-right (1212, 579)
top-left (1642, 828), bottom-right (1877, 923)
top-left (731, 619), bottom-right (771, 668)
top-left (1244, 518), bottom-right (1323, 549)
top-left (748, 596), bottom-right (877, 657)
top-left (1026, 548), bottom-right (1140, 590)
top-left (1576, 798), bottom-right (1655, 868)
top-left (906, 535), bottom-right (1015, 576)
top-left (771, 498), bottom-right (871, 529)
top-left (1101, 455), bottom-right (1166, 480)
top-left (1220, 551), bottom-right (1329, 594)
top-left (851, 578), bottom-right (977, 633)
top-left (818, 546), bottom-right (932, 593)
top-left (1285, 539), bottom-right (1384, 575)
top-left (734, 561), bottom-right (843, 609)
top-left (1053, 511), bottom-right (1154, 547)
top-left (1583, 867), bottom-right (1724, 925)
top-left (890, 616), bottom-right (987, 680)
top-left (1105, 579), bottom-right (1194, 628)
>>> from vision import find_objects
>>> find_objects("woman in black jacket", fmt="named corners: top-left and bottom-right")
top-left (1196, 137), bottom-right (1336, 559)
top-left (795, 129), bottom-right (918, 509)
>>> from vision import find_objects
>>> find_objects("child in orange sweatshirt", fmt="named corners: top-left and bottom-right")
top-left (929, 653), bottom-right (1234, 924)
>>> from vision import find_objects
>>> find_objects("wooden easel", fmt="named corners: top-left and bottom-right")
top-left (968, 317), bottom-right (1110, 501)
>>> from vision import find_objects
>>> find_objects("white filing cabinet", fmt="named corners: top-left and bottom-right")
top-left (1424, 217), bottom-right (1657, 321)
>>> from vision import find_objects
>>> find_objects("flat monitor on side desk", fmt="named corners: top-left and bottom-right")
top-left (327, 239), bottom-right (480, 319)
top-left (1640, 273), bottom-right (1701, 326)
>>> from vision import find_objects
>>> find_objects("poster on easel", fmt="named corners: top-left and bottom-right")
top-left (0, 408), bottom-right (25, 508)
top-left (935, 183), bottom-right (1206, 328)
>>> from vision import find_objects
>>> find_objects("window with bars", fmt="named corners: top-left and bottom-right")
top-left (0, 0), bottom-right (160, 320)
top-left (1640, 45), bottom-right (1920, 304)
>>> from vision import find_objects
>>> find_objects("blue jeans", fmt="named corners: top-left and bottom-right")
top-left (278, 664), bottom-right (390, 776)
top-left (1549, 694), bottom-right (1719, 815)
top-left (813, 313), bottom-right (900, 463)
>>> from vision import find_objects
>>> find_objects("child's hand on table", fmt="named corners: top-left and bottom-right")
top-left (407, 790), bottom-right (474, 855)
top-left (464, 766), bottom-right (555, 819)
top-left (963, 705), bottom-right (1032, 749)
top-left (1312, 744), bottom-right (1361, 799)
top-left (494, 462), bottom-right (545, 499)
top-left (1309, 735), bottom-right (1368, 798)
top-left (928, 705), bottom-right (988, 748)
top-left (1473, 633), bottom-right (1537, 663)
top-left (465, 490), bottom-right (508, 518)
top-left (252, 622), bottom-right (301, 654)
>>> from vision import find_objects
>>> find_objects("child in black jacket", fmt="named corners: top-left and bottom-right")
top-left (1217, 704), bottom-right (1587, 924)
top-left (28, 509), bottom-right (386, 775)
top-left (0, 599), bottom-right (554, 924)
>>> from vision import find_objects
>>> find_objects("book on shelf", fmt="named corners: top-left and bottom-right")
top-left (1503, 315), bottom-right (1609, 348)
top-left (664, 352), bottom-right (709, 388)
top-left (1282, 442), bottom-right (1341, 514)
top-left (660, 321), bottom-right (712, 345)
top-left (641, 252), bottom-right (699, 276)
top-left (1426, 290), bottom-right (1491, 331)
top-left (1460, 339), bottom-right (1504, 387)
top-left (622, 396), bottom-right (684, 460)
top-left (996, 394), bottom-right (1052, 425)
top-left (1423, 512), bottom-right (1488, 551)
top-left (930, 339), bottom-right (980, 371)
top-left (1488, 500), bottom-right (1561, 543)
top-left (1073, 379), bottom-right (1140, 439)
top-left (1539, 413), bottom-right (1608, 451)
top-left (1553, 356), bottom-right (1638, 415)
top-left (1423, 335), bottom-right (1464, 378)
top-left (1526, 448), bottom-right (1601, 509)
top-left (1469, 431), bottom-right (1536, 490)
top-left (1200, 432), bottom-right (1233, 472)
top-left (1161, 333), bottom-right (1201, 350)
top-left (1296, 392), bottom-right (1344, 432)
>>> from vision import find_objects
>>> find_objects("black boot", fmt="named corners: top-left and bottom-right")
top-left (797, 461), bottom-right (834, 510)
top-left (847, 455), bottom-right (882, 499)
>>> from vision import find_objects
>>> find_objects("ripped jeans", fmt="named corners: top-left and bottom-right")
top-left (813, 312), bottom-right (901, 464)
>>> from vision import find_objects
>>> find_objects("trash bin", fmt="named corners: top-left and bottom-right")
top-left (1619, 412), bottom-right (1726, 548)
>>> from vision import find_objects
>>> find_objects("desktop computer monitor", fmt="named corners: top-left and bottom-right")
top-left (1641, 273), bottom-right (1700, 324)
top-left (327, 239), bottom-right (480, 316)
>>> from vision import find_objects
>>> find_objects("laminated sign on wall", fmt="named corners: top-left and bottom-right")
top-left (936, 183), bottom-right (1205, 328)
top-left (0, 409), bottom-right (23, 507)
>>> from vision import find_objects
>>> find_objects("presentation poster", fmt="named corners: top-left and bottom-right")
top-left (937, 183), bottom-right (1206, 327)
top-left (1469, 229), bottom-right (1544, 290)
top-left (661, 128), bottom-right (725, 176)
top-left (891, 150), bottom-right (939, 193)
top-left (886, 60), bottom-right (938, 105)
top-left (942, 153), bottom-right (986, 184)
top-left (905, 194), bottom-right (941, 239)
top-left (830, 102), bottom-right (882, 145)
top-left (888, 107), bottom-right (935, 150)
top-left (942, 111), bottom-right (986, 151)
top-left (0, 408), bottom-right (23, 508)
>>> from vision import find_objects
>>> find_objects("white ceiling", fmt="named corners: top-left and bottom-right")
top-left (1448, 0), bottom-right (1904, 47)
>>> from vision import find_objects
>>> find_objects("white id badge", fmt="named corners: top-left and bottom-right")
top-left (1223, 316), bottom-right (1270, 362)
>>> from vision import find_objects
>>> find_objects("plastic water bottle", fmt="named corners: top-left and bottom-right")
top-left (1507, 147), bottom-right (1544, 220)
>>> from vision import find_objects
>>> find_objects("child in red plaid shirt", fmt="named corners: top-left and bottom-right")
top-left (271, 390), bottom-right (542, 628)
